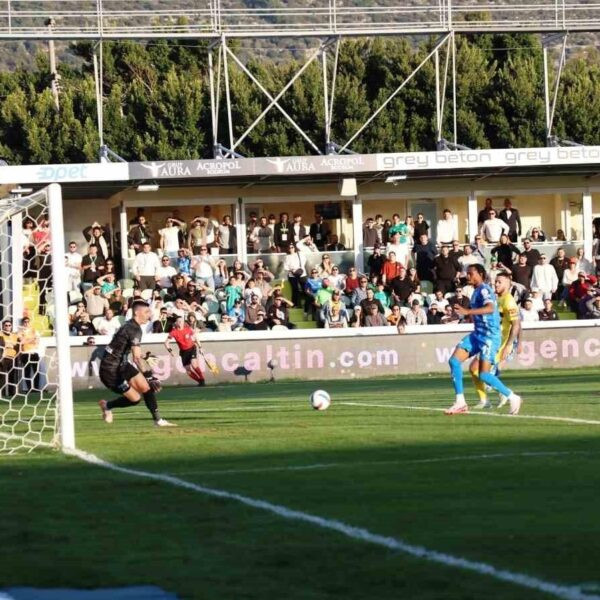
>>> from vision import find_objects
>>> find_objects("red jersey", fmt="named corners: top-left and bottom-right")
top-left (168, 326), bottom-right (196, 351)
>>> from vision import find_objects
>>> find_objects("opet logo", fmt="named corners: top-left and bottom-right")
top-left (36, 164), bottom-right (88, 181)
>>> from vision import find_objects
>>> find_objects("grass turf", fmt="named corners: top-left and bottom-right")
top-left (2, 368), bottom-right (600, 599)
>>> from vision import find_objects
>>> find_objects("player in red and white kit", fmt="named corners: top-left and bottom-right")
top-left (164, 316), bottom-right (206, 386)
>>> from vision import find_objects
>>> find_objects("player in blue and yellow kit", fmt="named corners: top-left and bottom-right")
top-left (445, 264), bottom-right (522, 415)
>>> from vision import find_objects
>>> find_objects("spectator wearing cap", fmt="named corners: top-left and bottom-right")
top-left (433, 245), bottom-right (460, 294)
top-left (498, 198), bottom-right (522, 242)
top-left (381, 252), bottom-right (404, 285)
top-left (436, 209), bottom-right (458, 246)
top-left (227, 298), bottom-right (246, 330)
top-left (531, 254), bottom-right (558, 300)
top-left (363, 217), bottom-right (379, 248)
top-left (413, 233), bottom-right (437, 282)
top-left (85, 285), bottom-right (109, 320)
top-left (512, 253), bottom-right (533, 291)
top-left (304, 268), bottom-right (323, 317)
top-left (321, 290), bottom-right (349, 328)
top-left (539, 298), bottom-right (559, 321)
top-left (405, 299), bottom-right (427, 325)
top-left (268, 295), bottom-right (296, 329)
top-left (367, 245), bottom-right (385, 281)
top-left (326, 234), bottom-right (346, 251)
top-left (244, 293), bottom-right (268, 330)
top-left (309, 213), bottom-right (330, 251)
top-left (520, 297), bottom-right (539, 322)
top-left (349, 305), bottom-right (362, 327)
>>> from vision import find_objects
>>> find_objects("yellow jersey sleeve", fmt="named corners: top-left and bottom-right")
top-left (499, 293), bottom-right (519, 322)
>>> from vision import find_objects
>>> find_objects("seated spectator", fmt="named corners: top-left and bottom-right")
top-left (429, 289), bottom-right (448, 311)
top-left (561, 258), bottom-right (579, 304)
top-left (520, 297), bottom-right (539, 322)
top-left (253, 270), bottom-right (272, 304)
top-left (360, 288), bottom-right (385, 316)
top-left (328, 265), bottom-right (346, 292)
top-left (244, 294), bottom-right (268, 330)
top-left (227, 299), bottom-right (246, 330)
top-left (228, 259), bottom-right (251, 280)
top-left (72, 312), bottom-right (95, 337)
top-left (251, 258), bottom-right (275, 281)
top-left (407, 267), bottom-right (421, 294)
top-left (555, 229), bottom-right (567, 242)
top-left (522, 239), bottom-right (541, 267)
top-left (527, 227), bottom-right (546, 242)
top-left (98, 273), bottom-right (119, 297)
top-left (214, 259), bottom-right (229, 289)
top-left (471, 235), bottom-right (487, 263)
top-left (448, 286), bottom-right (469, 311)
top-left (441, 305), bottom-right (460, 325)
top-left (491, 234), bottom-right (519, 271)
top-left (244, 279), bottom-right (263, 306)
top-left (175, 248), bottom-right (193, 282)
top-left (108, 288), bottom-right (127, 315)
top-left (267, 296), bottom-right (296, 329)
top-left (95, 308), bottom-right (121, 337)
top-left (364, 304), bottom-right (388, 327)
top-left (539, 299), bottom-right (558, 321)
top-left (153, 307), bottom-right (174, 333)
top-left (488, 256), bottom-right (505, 285)
top-left (322, 296), bottom-right (349, 328)
top-left (349, 305), bottom-right (362, 327)
top-left (304, 268), bottom-right (323, 317)
top-left (224, 276), bottom-right (243, 311)
top-left (584, 294), bottom-right (600, 319)
top-left (568, 272), bottom-right (591, 313)
top-left (319, 254), bottom-right (335, 277)
top-left (315, 278), bottom-right (334, 310)
top-left (381, 252), bottom-right (404, 285)
top-left (374, 282), bottom-right (390, 310)
top-left (326, 234), bottom-right (346, 251)
top-left (155, 256), bottom-right (177, 290)
top-left (390, 268), bottom-right (413, 306)
top-left (529, 288), bottom-right (544, 312)
top-left (297, 235), bottom-right (318, 255)
top-left (405, 299), bottom-right (427, 325)
top-left (217, 314), bottom-right (234, 333)
top-left (531, 254), bottom-right (558, 299)
top-left (344, 266), bottom-right (360, 297)
top-left (387, 304), bottom-right (403, 326)
top-left (427, 303), bottom-right (442, 324)
top-left (181, 281), bottom-right (204, 308)
top-left (85, 285), bottom-right (109, 320)
top-left (512, 253), bottom-right (533, 291)
top-left (351, 275), bottom-right (369, 307)
top-left (575, 247), bottom-right (593, 275)
top-left (449, 240), bottom-right (463, 260)
top-left (480, 208), bottom-right (509, 243)
top-left (367, 245), bottom-right (385, 281)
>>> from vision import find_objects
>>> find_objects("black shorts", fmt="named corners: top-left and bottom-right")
top-left (180, 347), bottom-right (197, 368)
top-left (99, 360), bottom-right (140, 394)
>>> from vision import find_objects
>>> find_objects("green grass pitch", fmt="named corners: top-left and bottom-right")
top-left (2, 368), bottom-right (600, 600)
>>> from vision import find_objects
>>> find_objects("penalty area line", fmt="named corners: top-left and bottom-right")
top-left (67, 447), bottom-right (599, 600)
top-left (340, 402), bottom-right (600, 426)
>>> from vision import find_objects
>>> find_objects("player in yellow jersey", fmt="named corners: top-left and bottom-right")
top-left (470, 272), bottom-right (522, 410)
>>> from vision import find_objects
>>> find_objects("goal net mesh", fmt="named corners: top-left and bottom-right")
top-left (0, 187), bottom-right (61, 454)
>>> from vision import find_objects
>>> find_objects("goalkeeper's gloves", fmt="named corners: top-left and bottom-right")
top-left (143, 351), bottom-right (160, 367)
top-left (143, 371), bottom-right (162, 393)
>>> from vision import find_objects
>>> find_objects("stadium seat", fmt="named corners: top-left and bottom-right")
top-left (140, 289), bottom-right (153, 300)
top-left (122, 288), bottom-right (134, 299)
top-left (92, 317), bottom-right (103, 332)
top-left (280, 279), bottom-right (293, 302)
top-left (119, 278), bottom-right (135, 289)
top-left (420, 280), bottom-right (433, 295)
top-left (69, 291), bottom-right (83, 305)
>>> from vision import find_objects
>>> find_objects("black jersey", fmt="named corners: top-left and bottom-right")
top-left (102, 320), bottom-right (142, 366)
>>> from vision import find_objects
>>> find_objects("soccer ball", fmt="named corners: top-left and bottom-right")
top-left (310, 389), bottom-right (331, 411)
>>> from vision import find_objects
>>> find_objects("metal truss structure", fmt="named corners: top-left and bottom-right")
top-left (3, 1), bottom-right (599, 158)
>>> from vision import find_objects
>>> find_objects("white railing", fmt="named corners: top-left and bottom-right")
top-left (0, 0), bottom-right (597, 39)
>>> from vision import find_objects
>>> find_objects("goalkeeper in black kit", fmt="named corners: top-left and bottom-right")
top-left (98, 300), bottom-right (176, 427)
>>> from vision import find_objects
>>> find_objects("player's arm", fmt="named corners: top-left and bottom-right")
top-left (132, 344), bottom-right (161, 391)
top-left (454, 301), bottom-right (494, 316)
top-left (164, 333), bottom-right (174, 355)
top-left (503, 311), bottom-right (522, 359)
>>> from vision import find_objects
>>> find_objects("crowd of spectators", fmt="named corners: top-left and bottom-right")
top-left (18, 199), bottom-right (597, 341)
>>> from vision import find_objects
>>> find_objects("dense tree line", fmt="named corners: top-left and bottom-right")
top-left (0, 32), bottom-right (598, 164)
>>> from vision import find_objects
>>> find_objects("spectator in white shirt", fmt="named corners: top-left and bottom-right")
top-left (95, 308), bottom-right (121, 337)
top-left (520, 297), bottom-right (540, 322)
top-left (155, 256), bottom-right (178, 290)
top-left (529, 288), bottom-right (545, 312)
top-left (132, 242), bottom-right (160, 290)
top-left (480, 209), bottom-right (510, 243)
top-left (530, 254), bottom-right (558, 299)
top-left (385, 231), bottom-right (409, 268)
top-left (159, 218), bottom-right (183, 257)
top-left (296, 235), bottom-right (318, 255)
top-left (436, 209), bottom-right (458, 245)
top-left (65, 241), bottom-right (82, 292)
top-left (405, 299), bottom-right (427, 325)
top-left (191, 245), bottom-right (216, 289)
top-left (458, 244), bottom-right (483, 281)
top-left (574, 247), bottom-right (593, 275)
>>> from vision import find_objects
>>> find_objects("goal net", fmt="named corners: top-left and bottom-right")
top-left (0, 183), bottom-right (74, 454)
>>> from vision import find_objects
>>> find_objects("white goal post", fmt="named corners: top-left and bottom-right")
top-left (0, 183), bottom-right (74, 454)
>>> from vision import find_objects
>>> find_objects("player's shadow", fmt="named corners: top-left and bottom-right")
top-left (233, 365), bottom-right (252, 382)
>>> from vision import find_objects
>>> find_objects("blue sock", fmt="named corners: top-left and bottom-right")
top-left (449, 356), bottom-right (464, 395)
top-left (479, 371), bottom-right (512, 397)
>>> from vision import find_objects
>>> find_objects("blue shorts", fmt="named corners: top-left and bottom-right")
top-left (457, 333), bottom-right (501, 365)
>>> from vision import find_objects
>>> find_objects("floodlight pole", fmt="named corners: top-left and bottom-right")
top-left (543, 33), bottom-right (568, 146)
top-left (48, 184), bottom-right (75, 451)
top-left (221, 35), bottom-right (235, 157)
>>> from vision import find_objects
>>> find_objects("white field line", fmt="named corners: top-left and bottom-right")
top-left (67, 447), bottom-right (599, 600)
top-left (340, 402), bottom-right (600, 426)
top-left (173, 450), bottom-right (596, 477)
top-left (73, 405), bottom-right (286, 418)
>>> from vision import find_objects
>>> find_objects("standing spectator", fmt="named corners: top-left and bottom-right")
top-left (244, 293), bottom-right (268, 330)
top-left (0, 320), bottom-right (20, 397)
top-left (413, 233), bottom-right (437, 281)
top-left (37, 244), bottom-right (53, 314)
top-left (95, 308), bottom-right (121, 337)
top-left (550, 247), bottom-right (569, 297)
top-left (250, 216), bottom-right (274, 253)
top-left (83, 222), bottom-right (111, 261)
top-left (217, 215), bottom-right (236, 254)
top-left (176, 248), bottom-right (193, 282)
top-left (512, 253), bottom-right (533, 291)
top-left (66, 241), bottom-right (82, 292)
top-left (385, 232), bottom-right (409, 269)
top-left (363, 217), bottom-right (379, 248)
top-left (292, 214), bottom-right (307, 244)
top-left (155, 256), bottom-right (177, 290)
top-left (81, 244), bottom-right (106, 286)
top-left (531, 254), bottom-right (558, 299)
top-left (404, 216), bottom-right (415, 244)
top-left (364, 304), bottom-right (388, 327)
top-left (159, 218), bottom-right (183, 258)
top-left (498, 198), bottom-right (522, 242)
top-left (188, 217), bottom-right (210, 255)
top-left (274, 212), bottom-right (291, 251)
top-left (127, 215), bottom-right (153, 253)
top-left (309, 212), bottom-right (330, 251)
top-left (539, 298), bottom-right (559, 321)
top-left (491, 234), bottom-right (519, 271)
top-left (367, 245), bottom-right (385, 280)
top-left (283, 244), bottom-right (307, 307)
top-left (326, 234), bottom-right (346, 251)
top-left (85, 285), bottom-right (109, 320)
top-left (18, 316), bottom-right (40, 392)
top-left (129, 207), bottom-right (145, 226)
top-left (520, 297), bottom-right (539, 322)
top-left (132, 242), bottom-right (160, 291)
top-left (436, 209), bottom-right (458, 245)
top-left (387, 214), bottom-right (408, 240)
top-left (480, 208), bottom-right (509, 243)
top-left (245, 212), bottom-right (258, 253)
top-left (31, 218), bottom-right (51, 251)
top-left (191, 246), bottom-right (216, 289)
top-left (201, 206), bottom-right (218, 246)
top-left (478, 197), bottom-right (495, 227)
top-left (433, 245), bottom-right (460, 293)
top-left (413, 213), bottom-right (429, 244)
top-left (405, 299), bottom-right (427, 325)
